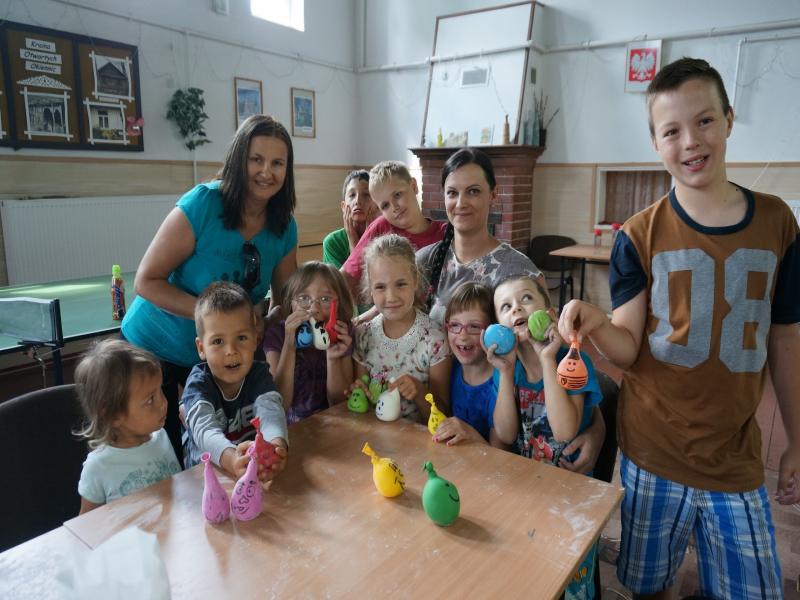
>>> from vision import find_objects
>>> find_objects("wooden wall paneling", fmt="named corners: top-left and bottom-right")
top-left (727, 165), bottom-right (800, 199)
top-left (0, 156), bottom-right (200, 198)
top-left (297, 244), bottom-right (322, 263)
top-left (531, 164), bottom-right (611, 308)
top-left (293, 165), bottom-right (349, 247)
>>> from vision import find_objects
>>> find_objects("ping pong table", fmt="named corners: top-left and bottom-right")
top-left (0, 272), bottom-right (135, 382)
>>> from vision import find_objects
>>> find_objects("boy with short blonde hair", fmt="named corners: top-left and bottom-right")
top-left (341, 160), bottom-right (447, 299)
top-left (559, 57), bottom-right (800, 599)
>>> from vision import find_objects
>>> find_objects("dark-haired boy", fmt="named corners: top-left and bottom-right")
top-left (559, 57), bottom-right (800, 599)
top-left (182, 281), bottom-right (288, 481)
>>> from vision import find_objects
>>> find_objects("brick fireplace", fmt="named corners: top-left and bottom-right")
top-left (409, 146), bottom-right (544, 252)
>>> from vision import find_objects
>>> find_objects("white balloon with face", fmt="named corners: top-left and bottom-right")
top-left (375, 388), bottom-right (401, 421)
top-left (310, 318), bottom-right (330, 350)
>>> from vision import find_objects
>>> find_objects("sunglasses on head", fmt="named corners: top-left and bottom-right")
top-left (242, 242), bottom-right (261, 291)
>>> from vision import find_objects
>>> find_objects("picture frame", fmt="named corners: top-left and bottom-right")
top-left (291, 87), bottom-right (315, 138)
top-left (234, 77), bottom-right (263, 128)
top-left (624, 40), bottom-right (662, 93)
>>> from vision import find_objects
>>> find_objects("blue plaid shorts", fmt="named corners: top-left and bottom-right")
top-left (616, 453), bottom-right (782, 599)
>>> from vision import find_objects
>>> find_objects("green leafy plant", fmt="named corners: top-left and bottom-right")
top-left (166, 87), bottom-right (210, 151)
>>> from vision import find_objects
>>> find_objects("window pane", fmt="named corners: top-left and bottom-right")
top-left (251, 0), bottom-right (304, 32)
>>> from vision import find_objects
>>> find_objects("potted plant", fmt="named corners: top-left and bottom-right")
top-left (166, 87), bottom-right (211, 151)
top-left (534, 89), bottom-right (559, 148)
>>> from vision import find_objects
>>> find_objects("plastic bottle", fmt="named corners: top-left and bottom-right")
top-left (111, 264), bottom-right (126, 320)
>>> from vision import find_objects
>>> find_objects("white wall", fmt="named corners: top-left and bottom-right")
top-left (0, 0), bottom-right (358, 165)
top-left (3, 1), bottom-right (799, 168)
top-left (360, 0), bottom-right (800, 166)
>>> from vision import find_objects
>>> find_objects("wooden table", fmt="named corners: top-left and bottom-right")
top-left (0, 526), bottom-right (89, 599)
top-left (62, 403), bottom-right (622, 599)
top-left (549, 244), bottom-right (612, 309)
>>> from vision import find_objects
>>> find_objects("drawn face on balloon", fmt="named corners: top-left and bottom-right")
top-left (296, 321), bottom-right (313, 348)
top-left (443, 480), bottom-right (460, 504)
top-left (347, 387), bottom-right (369, 413)
top-left (375, 388), bottom-right (401, 421)
top-left (311, 318), bottom-right (330, 350)
top-left (557, 345), bottom-right (588, 390)
top-left (422, 462), bottom-right (461, 526)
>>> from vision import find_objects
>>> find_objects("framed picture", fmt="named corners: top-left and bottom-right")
top-left (291, 87), bottom-right (315, 138)
top-left (234, 77), bottom-right (262, 128)
top-left (625, 40), bottom-right (662, 93)
top-left (90, 52), bottom-right (133, 101)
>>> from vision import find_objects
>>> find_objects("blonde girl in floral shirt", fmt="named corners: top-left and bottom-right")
top-left (352, 234), bottom-right (451, 422)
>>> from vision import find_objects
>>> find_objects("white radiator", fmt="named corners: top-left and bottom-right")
top-left (1, 195), bottom-right (176, 285)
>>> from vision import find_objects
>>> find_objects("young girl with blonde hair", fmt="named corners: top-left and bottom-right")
top-left (351, 234), bottom-right (451, 422)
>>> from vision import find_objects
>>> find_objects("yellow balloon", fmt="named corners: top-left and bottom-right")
top-left (425, 393), bottom-right (446, 435)
top-left (362, 442), bottom-right (405, 498)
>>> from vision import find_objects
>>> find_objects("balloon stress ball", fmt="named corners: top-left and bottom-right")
top-left (422, 461), bottom-right (460, 526)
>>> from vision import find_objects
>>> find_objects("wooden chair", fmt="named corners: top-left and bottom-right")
top-left (0, 384), bottom-right (88, 551)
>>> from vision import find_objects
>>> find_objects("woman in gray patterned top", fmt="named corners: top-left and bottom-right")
top-left (416, 147), bottom-right (543, 325)
top-left (417, 147), bottom-right (606, 478)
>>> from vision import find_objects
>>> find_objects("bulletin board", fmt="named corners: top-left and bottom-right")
top-left (0, 20), bottom-right (143, 151)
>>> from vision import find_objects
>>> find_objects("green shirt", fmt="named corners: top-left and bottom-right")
top-left (322, 228), bottom-right (350, 269)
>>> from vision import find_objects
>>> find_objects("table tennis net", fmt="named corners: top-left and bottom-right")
top-left (0, 297), bottom-right (63, 346)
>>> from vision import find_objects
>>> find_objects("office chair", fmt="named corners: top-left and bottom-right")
top-left (0, 384), bottom-right (88, 551)
top-left (527, 235), bottom-right (576, 307)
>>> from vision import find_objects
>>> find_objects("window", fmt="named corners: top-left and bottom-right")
top-left (595, 166), bottom-right (671, 228)
top-left (97, 109), bottom-right (109, 129)
top-left (251, 0), bottom-right (304, 32)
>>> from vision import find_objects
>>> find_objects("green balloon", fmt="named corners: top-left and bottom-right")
top-left (347, 387), bottom-right (369, 413)
top-left (368, 378), bottom-right (384, 406)
top-left (422, 461), bottom-right (460, 526)
top-left (528, 310), bottom-right (552, 342)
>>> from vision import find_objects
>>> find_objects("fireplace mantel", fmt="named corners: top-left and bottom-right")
top-left (410, 145), bottom-right (544, 251)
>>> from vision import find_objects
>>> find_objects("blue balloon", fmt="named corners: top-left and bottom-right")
top-left (483, 324), bottom-right (515, 355)
top-left (296, 321), bottom-right (313, 348)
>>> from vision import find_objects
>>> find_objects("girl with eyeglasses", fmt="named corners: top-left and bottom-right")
top-left (350, 234), bottom-right (451, 423)
top-left (121, 115), bottom-right (299, 461)
top-left (431, 282), bottom-right (505, 448)
top-left (264, 262), bottom-right (354, 424)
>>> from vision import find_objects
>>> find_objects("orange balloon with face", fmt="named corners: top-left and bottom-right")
top-left (557, 338), bottom-right (588, 390)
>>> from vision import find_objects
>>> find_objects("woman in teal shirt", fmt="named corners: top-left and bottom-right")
top-left (122, 115), bottom-right (298, 460)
